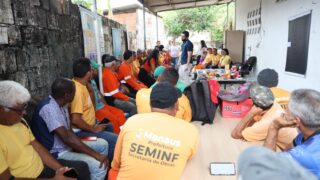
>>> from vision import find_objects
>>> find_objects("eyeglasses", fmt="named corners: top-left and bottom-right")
top-left (3, 104), bottom-right (28, 115)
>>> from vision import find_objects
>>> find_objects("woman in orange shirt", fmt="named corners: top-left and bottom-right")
top-left (138, 49), bottom-right (159, 87)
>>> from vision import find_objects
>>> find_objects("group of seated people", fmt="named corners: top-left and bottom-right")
top-left (194, 47), bottom-right (232, 71)
top-left (1, 46), bottom-right (320, 179)
top-left (0, 47), bottom-right (194, 180)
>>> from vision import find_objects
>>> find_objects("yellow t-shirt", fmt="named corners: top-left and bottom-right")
top-left (241, 102), bottom-right (298, 149)
top-left (219, 55), bottom-right (231, 67)
top-left (136, 88), bottom-right (192, 122)
top-left (271, 87), bottom-right (290, 101)
top-left (0, 119), bottom-right (44, 178)
top-left (204, 54), bottom-right (221, 66)
top-left (111, 112), bottom-right (198, 180)
top-left (70, 79), bottom-right (96, 126)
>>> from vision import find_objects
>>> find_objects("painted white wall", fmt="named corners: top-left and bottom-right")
top-left (236, 0), bottom-right (320, 91)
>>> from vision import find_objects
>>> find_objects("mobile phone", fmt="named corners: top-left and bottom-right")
top-left (80, 136), bottom-right (97, 141)
top-left (210, 162), bottom-right (236, 176)
top-left (64, 168), bottom-right (78, 178)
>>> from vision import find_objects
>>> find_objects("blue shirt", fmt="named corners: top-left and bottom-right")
top-left (281, 131), bottom-right (320, 178)
top-left (30, 96), bottom-right (71, 157)
top-left (180, 40), bottom-right (193, 65)
top-left (90, 79), bottom-right (104, 111)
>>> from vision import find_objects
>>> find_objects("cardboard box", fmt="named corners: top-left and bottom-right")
top-left (221, 99), bottom-right (253, 118)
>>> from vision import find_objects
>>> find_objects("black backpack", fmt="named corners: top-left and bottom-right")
top-left (184, 80), bottom-right (217, 125)
top-left (240, 56), bottom-right (257, 76)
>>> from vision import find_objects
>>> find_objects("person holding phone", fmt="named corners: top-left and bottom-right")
top-left (0, 81), bottom-right (83, 180)
top-left (31, 78), bottom-right (109, 180)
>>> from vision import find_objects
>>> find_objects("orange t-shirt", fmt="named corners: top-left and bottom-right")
top-left (102, 68), bottom-right (129, 101)
top-left (111, 112), bottom-right (198, 180)
top-left (117, 62), bottom-right (145, 90)
top-left (241, 102), bottom-right (298, 149)
top-left (141, 58), bottom-right (156, 73)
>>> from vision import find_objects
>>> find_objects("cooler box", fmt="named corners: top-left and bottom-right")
top-left (220, 99), bottom-right (253, 118)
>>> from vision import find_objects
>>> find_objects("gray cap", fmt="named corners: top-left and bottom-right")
top-left (250, 85), bottom-right (274, 109)
top-left (238, 147), bottom-right (317, 180)
top-left (257, 68), bottom-right (279, 88)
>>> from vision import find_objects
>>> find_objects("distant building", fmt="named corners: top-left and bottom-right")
top-left (104, 3), bottom-right (167, 50)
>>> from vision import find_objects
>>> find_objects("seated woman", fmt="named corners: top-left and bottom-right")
top-left (219, 48), bottom-right (231, 68)
top-left (138, 49), bottom-right (160, 87)
top-left (231, 85), bottom-right (298, 150)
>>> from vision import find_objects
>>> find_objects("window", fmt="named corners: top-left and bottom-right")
top-left (285, 11), bottom-right (312, 76)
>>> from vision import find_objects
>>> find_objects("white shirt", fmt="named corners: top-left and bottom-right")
top-left (169, 45), bottom-right (181, 58)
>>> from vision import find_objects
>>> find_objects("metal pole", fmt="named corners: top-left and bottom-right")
top-left (93, 0), bottom-right (103, 93)
top-left (142, 0), bottom-right (147, 49)
top-left (156, 13), bottom-right (158, 41)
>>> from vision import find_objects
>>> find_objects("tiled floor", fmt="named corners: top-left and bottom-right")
top-left (181, 112), bottom-right (262, 180)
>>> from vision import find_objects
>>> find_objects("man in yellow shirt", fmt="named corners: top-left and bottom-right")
top-left (70, 58), bottom-right (118, 161)
top-left (231, 85), bottom-right (297, 149)
top-left (204, 48), bottom-right (221, 68)
top-left (136, 68), bottom-right (192, 122)
top-left (0, 80), bottom-right (88, 180)
top-left (110, 82), bottom-right (198, 180)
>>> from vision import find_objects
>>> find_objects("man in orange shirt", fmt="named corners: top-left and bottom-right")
top-left (109, 82), bottom-right (198, 180)
top-left (117, 50), bottom-right (146, 95)
top-left (102, 55), bottom-right (137, 117)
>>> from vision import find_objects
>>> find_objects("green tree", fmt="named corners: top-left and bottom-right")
top-left (71, 0), bottom-right (92, 9)
top-left (160, 3), bottom-right (234, 42)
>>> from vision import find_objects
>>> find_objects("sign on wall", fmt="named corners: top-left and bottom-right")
top-left (79, 7), bottom-right (105, 62)
top-left (112, 28), bottom-right (122, 59)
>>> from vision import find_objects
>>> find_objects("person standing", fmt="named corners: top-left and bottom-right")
top-left (179, 31), bottom-right (193, 85)
top-left (169, 39), bottom-right (180, 69)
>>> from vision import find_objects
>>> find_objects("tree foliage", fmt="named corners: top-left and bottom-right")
top-left (71, 0), bottom-right (92, 9)
top-left (160, 3), bottom-right (235, 42)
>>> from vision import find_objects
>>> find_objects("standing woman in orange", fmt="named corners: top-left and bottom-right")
top-left (138, 49), bottom-right (159, 87)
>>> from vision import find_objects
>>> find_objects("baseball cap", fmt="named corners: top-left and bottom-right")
top-left (257, 68), bottom-right (279, 88)
top-left (90, 61), bottom-right (100, 69)
top-left (154, 66), bottom-right (166, 79)
top-left (150, 82), bottom-right (182, 109)
top-left (250, 85), bottom-right (274, 109)
top-left (238, 147), bottom-right (317, 180)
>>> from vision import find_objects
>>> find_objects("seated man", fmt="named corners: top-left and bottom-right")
top-left (136, 68), bottom-right (192, 122)
top-left (0, 80), bottom-right (89, 180)
top-left (90, 61), bottom-right (126, 134)
top-left (264, 89), bottom-right (320, 178)
top-left (231, 85), bottom-right (297, 150)
top-left (70, 58), bottom-right (118, 161)
top-left (203, 48), bottom-right (221, 68)
top-left (31, 78), bottom-right (109, 180)
top-left (102, 55), bottom-right (137, 116)
top-left (109, 82), bottom-right (198, 179)
top-left (154, 66), bottom-right (186, 92)
top-left (117, 50), bottom-right (146, 95)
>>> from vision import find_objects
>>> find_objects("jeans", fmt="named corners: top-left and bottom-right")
top-left (114, 98), bottom-right (137, 117)
top-left (38, 159), bottom-right (90, 180)
top-left (58, 139), bottom-right (109, 180)
top-left (75, 130), bottom-right (118, 161)
top-left (171, 57), bottom-right (179, 69)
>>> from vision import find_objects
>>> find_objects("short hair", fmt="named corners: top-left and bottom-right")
top-left (102, 54), bottom-right (110, 64)
top-left (51, 78), bottom-right (75, 99)
top-left (0, 80), bottom-right (31, 107)
top-left (289, 89), bottom-right (320, 130)
top-left (159, 68), bottom-right (179, 85)
top-left (182, 31), bottom-right (190, 38)
top-left (73, 58), bottom-right (91, 78)
top-left (222, 48), bottom-right (229, 55)
top-left (123, 50), bottom-right (133, 60)
top-left (159, 45), bottom-right (164, 51)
